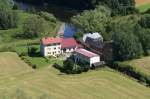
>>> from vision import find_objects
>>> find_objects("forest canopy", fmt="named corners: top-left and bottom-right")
top-left (16, 0), bottom-right (136, 15)
top-left (0, 0), bottom-right (19, 30)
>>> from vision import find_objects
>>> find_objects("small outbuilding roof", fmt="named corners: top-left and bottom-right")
top-left (75, 48), bottom-right (99, 58)
top-left (62, 38), bottom-right (79, 49)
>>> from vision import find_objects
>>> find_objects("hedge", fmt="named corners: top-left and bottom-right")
top-left (109, 62), bottom-right (150, 86)
top-left (0, 39), bottom-right (39, 52)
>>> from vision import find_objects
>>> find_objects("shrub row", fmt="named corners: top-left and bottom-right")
top-left (53, 63), bottom-right (90, 74)
top-left (0, 39), bottom-right (39, 52)
top-left (20, 56), bottom-right (37, 69)
top-left (109, 62), bottom-right (150, 86)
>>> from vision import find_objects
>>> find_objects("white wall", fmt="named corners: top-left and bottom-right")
top-left (90, 56), bottom-right (100, 66)
top-left (75, 52), bottom-right (100, 67)
top-left (41, 44), bottom-right (61, 56)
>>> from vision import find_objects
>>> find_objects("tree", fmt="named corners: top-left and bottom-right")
top-left (73, 32), bottom-right (84, 40)
top-left (63, 59), bottom-right (74, 72)
top-left (23, 15), bottom-right (47, 38)
top-left (71, 6), bottom-right (111, 40)
top-left (113, 31), bottom-right (143, 60)
top-left (109, 15), bottom-right (143, 60)
top-left (0, 0), bottom-right (19, 30)
top-left (15, 0), bottom-right (136, 15)
top-left (139, 14), bottom-right (150, 29)
top-left (145, 8), bottom-right (150, 14)
top-left (134, 25), bottom-right (150, 55)
top-left (39, 11), bottom-right (57, 23)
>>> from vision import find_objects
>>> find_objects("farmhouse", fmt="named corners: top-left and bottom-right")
top-left (40, 37), bottom-right (79, 56)
top-left (74, 48), bottom-right (101, 67)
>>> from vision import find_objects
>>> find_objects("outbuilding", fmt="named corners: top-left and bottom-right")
top-left (74, 48), bottom-right (100, 67)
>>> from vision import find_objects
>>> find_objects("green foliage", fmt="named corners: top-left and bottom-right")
top-left (113, 31), bottom-right (143, 60)
top-left (39, 11), bottom-right (57, 23)
top-left (63, 59), bottom-right (74, 73)
top-left (134, 25), bottom-right (150, 55)
top-left (102, 0), bottom-right (136, 16)
top-left (0, 0), bottom-right (13, 10)
top-left (71, 6), bottom-right (111, 40)
top-left (16, 0), bottom-right (136, 15)
top-left (137, 3), bottom-right (150, 13)
top-left (145, 8), bottom-right (150, 14)
top-left (109, 15), bottom-right (146, 60)
top-left (54, 56), bottom-right (90, 74)
top-left (23, 15), bottom-right (47, 38)
top-left (13, 3), bottom-right (20, 10)
top-left (73, 32), bottom-right (84, 40)
top-left (0, 0), bottom-right (19, 30)
top-left (139, 14), bottom-right (150, 28)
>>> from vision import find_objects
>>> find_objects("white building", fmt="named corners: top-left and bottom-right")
top-left (74, 48), bottom-right (100, 67)
top-left (40, 37), bottom-right (79, 57)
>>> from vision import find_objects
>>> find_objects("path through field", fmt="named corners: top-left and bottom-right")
top-left (0, 52), bottom-right (150, 99)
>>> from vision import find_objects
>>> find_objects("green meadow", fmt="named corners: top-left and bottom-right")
top-left (0, 52), bottom-right (150, 99)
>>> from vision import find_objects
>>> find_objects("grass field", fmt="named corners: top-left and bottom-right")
top-left (126, 56), bottom-right (150, 75)
top-left (0, 52), bottom-right (150, 99)
top-left (135, 0), bottom-right (150, 12)
top-left (137, 3), bottom-right (150, 12)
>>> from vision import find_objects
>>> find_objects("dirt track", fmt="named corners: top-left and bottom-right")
top-left (135, 0), bottom-right (150, 5)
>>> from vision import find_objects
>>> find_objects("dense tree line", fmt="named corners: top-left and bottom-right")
top-left (22, 11), bottom-right (57, 38)
top-left (0, 0), bottom-right (19, 30)
top-left (71, 5), bottom-right (150, 60)
top-left (71, 6), bottom-right (111, 40)
top-left (16, 0), bottom-right (136, 15)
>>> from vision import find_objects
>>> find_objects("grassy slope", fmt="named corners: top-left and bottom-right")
top-left (125, 56), bottom-right (150, 75)
top-left (0, 52), bottom-right (150, 99)
top-left (0, 10), bottom-right (61, 44)
top-left (15, 45), bottom-right (63, 68)
top-left (137, 3), bottom-right (150, 12)
top-left (135, 0), bottom-right (150, 12)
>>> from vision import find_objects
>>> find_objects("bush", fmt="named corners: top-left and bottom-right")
top-left (53, 57), bottom-right (91, 74)
top-left (0, 46), bottom-right (15, 52)
top-left (32, 65), bottom-right (37, 69)
top-left (17, 52), bottom-right (28, 57)
top-left (39, 11), bottom-right (57, 23)
top-left (73, 32), bottom-right (83, 40)
top-left (13, 3), bottom-right (20, 10)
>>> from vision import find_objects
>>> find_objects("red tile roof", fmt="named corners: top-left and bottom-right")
top-left (41, 37), bottom-right (62, 45)
top-left (41, 37), bottom-right (79, 49)
top-left (75, 48), bottom-right (99, 58)
top-left (62, 38), bottom-right (78, 49)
